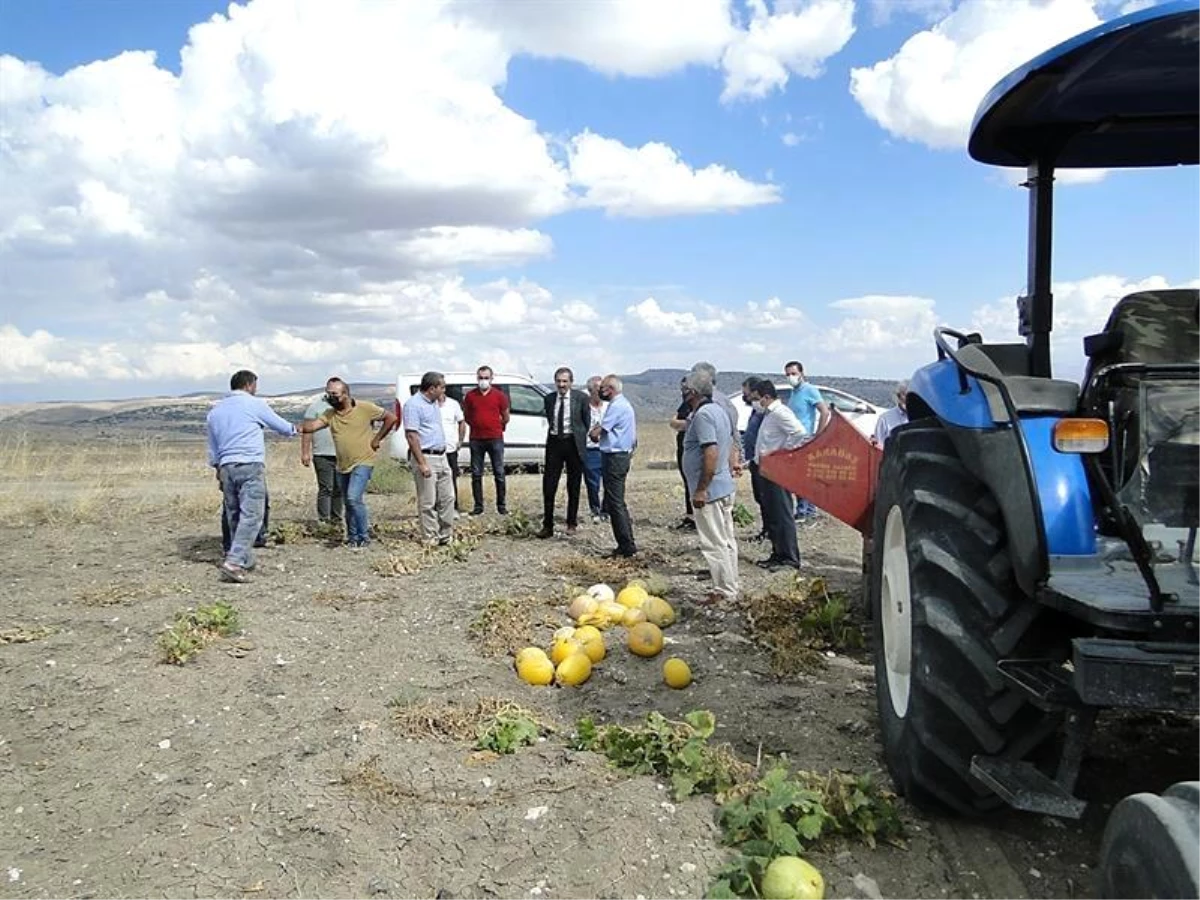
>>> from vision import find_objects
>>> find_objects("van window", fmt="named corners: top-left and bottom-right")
top-left (820, 389), bottom-right (860, 412)
top-left (504, 384), bottom-right (544, 415)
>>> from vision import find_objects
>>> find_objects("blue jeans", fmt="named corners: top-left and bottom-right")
top-left (338, 464), bottom-right (374, 545)
top-left (220, 462), bottom-right (267, 569)
top-left (584, 447), bottom-right (604, 515)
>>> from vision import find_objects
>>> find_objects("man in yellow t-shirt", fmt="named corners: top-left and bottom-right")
top-left (298, 377), bottom-right (398, 547)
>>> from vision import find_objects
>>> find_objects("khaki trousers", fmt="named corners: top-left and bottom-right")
top-left (695, 494), bottom-right (740, 598)
top-left (410, 454), bottom-right (455, 542)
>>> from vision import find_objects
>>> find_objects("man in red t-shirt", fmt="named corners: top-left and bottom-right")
top-left (461, 364), bottom-right (511, 515)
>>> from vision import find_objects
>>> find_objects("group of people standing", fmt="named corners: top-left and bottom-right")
top-left (204, 366), bottom-right (645, 582)
top-left (665, 361), bottom-right (828, 605)
top-left (205, 359), bottom-right (868, 590)
top-left (534, 369), bottom-right (638, 556)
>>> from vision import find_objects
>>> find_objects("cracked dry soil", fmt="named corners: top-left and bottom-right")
top-left (1, 462), bottom-right (1196, 900)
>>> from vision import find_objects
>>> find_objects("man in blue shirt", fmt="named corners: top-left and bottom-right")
top-left (402, 371), bottom-right (456, 546)
top-left (784, 360), bottom-right (829, 520)
top-left (206, 370), bottom-right (298, 583)
top-left (682, 368), bottom-right (740, 603)
top-left (589, 374), bottom-right (638, 557)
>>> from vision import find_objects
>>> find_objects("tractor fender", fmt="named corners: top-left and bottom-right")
top-left (908, 358), bottom-right (1095, 597)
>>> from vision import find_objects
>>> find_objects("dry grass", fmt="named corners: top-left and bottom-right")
top-left (546, 552), bottom-right (645, 585)
top-left (388, 696), bottom-right (555, 743)
top-left (468, 594), bottom-right (561, 658)
top-left (0, 431), bottom-right (310, 525)
top-left (742, 575), bottom-right (866, 678)
top-left (370, 531), bottom-right (481, 577)
top-left (0, 421), bottom-right (684, 527)
top-left (0, 624), bottom-right (57, 644)
top-left (76, 580), bottom-right (193, 607)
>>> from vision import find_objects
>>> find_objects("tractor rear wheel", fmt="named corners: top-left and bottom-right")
top-left (1098, 781), bottom-right (1199, 898)
top-left (870, 422), bottom-right (1061, 814)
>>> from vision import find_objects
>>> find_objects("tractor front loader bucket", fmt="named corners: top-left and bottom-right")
top-left (757, 409), bottom-right (883, 536)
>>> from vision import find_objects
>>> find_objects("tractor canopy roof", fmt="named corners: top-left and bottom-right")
top-left (968, 0), bottom-right (1199, 169)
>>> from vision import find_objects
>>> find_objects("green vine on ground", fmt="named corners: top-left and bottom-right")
top-left (572, 710), bottom-right (753, 801)
top-left (570, 710), bottom-right (903, 900)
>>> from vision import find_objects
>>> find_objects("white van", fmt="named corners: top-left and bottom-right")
top-left (390, 371), bottom-right (551, 470)
top-left (727, 384), bottom-right (883, 438)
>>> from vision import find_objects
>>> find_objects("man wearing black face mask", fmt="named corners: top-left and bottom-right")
top-left (298, 377), bottom-right (398, 548)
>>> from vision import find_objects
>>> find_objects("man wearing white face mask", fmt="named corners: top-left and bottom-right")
top-left (748, 378), bottom-right (807, 571)
top-left (783, 360), bottom-right (829, 521)
top-left (462, 364), bottom-right (510, 515)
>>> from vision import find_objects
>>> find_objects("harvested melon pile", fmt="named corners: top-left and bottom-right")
top-left (513, 579), bottom-right (693, 690)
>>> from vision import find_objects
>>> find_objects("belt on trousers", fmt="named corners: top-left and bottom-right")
top-left (422, 448), bottom-right (446, 455)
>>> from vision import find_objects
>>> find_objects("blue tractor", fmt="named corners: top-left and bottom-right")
top-left (869, 2), bottom-right (1198, 895)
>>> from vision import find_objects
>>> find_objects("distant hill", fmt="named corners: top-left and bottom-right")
top-left (622, 368), bottom-right (897, 418)
top-left (0, 371), bottom-right (897, 437)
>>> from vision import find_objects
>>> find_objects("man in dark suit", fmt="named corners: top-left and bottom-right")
top-left (538, 366), bottom-right (590, 538)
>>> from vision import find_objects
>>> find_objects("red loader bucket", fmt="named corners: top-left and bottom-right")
top-left (757, 409), bottom-right (883, 536)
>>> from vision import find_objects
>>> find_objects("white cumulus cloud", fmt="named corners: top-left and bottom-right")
top-left (849, 0), bottom-right (1102, 151)
top-left (721, 0), bottom-right (857, 101)
top-left (0, 0), bottom-right (802, 399)
top-left (969, 274), bottom-right (1200, 379)
top-left (452, 0), bottom-right (857, 102)
top-left (568, 132), bottom-right (780, 217)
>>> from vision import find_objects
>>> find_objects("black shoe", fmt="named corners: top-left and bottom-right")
top-left (603, 549), bottom-right (637, 559)
top-left (756, 557), bottom-right (783, 570)
top-left (498, 507), bottom-right (509, 516)
top-left (470, 508), bottom-right (484, 516)
top-left (671, 517), bottom-right (696, 531)
top-left (536, 528), bottom-right (554, 539)
top-left (253, 540), bottom-right (268, 549)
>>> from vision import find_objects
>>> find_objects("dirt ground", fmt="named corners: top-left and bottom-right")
top-left (1, 438), bottom-right (1196, 900)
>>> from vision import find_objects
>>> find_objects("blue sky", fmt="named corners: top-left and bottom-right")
top-left (1, 0), bottom-right (1196, 401)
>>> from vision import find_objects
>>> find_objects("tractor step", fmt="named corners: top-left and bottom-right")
top-left (996, 658), bottom-right (1083, 708)
top-left (970, 756), bottom-right (1087, 819)
top-left (1073, 638), bottom-right (1200, 711)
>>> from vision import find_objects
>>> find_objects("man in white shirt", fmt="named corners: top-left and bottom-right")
top-left (301, 391), bottom-right (344, 525)
top-left (439, 392), bottom-right (467, 511)
top-left (747, 378), bottom-right (807, 571)
top-left (872, 381), bottom-right (909, 447)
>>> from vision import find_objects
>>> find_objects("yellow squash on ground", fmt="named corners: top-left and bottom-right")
top-left (616, 584), bottom-right (650, 609)
top-left (550, 636), bottom-right (583, 665)
top-left (515, 648), bottom-right (554, 686)
top-left (627, 622), bottom-right (664, 658)
top-left (642, 595), bottom-right (676, 627)
top-left (621, 606), bottom-right (647, 628)
top-left (662, 657), bottom-right (692, 688)
top-left (761, 856), bottom-right (824, 900)
top-left (568, 594), bottom-right (598, 623)
top-left (555, 651), bottom-right (592, 686)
